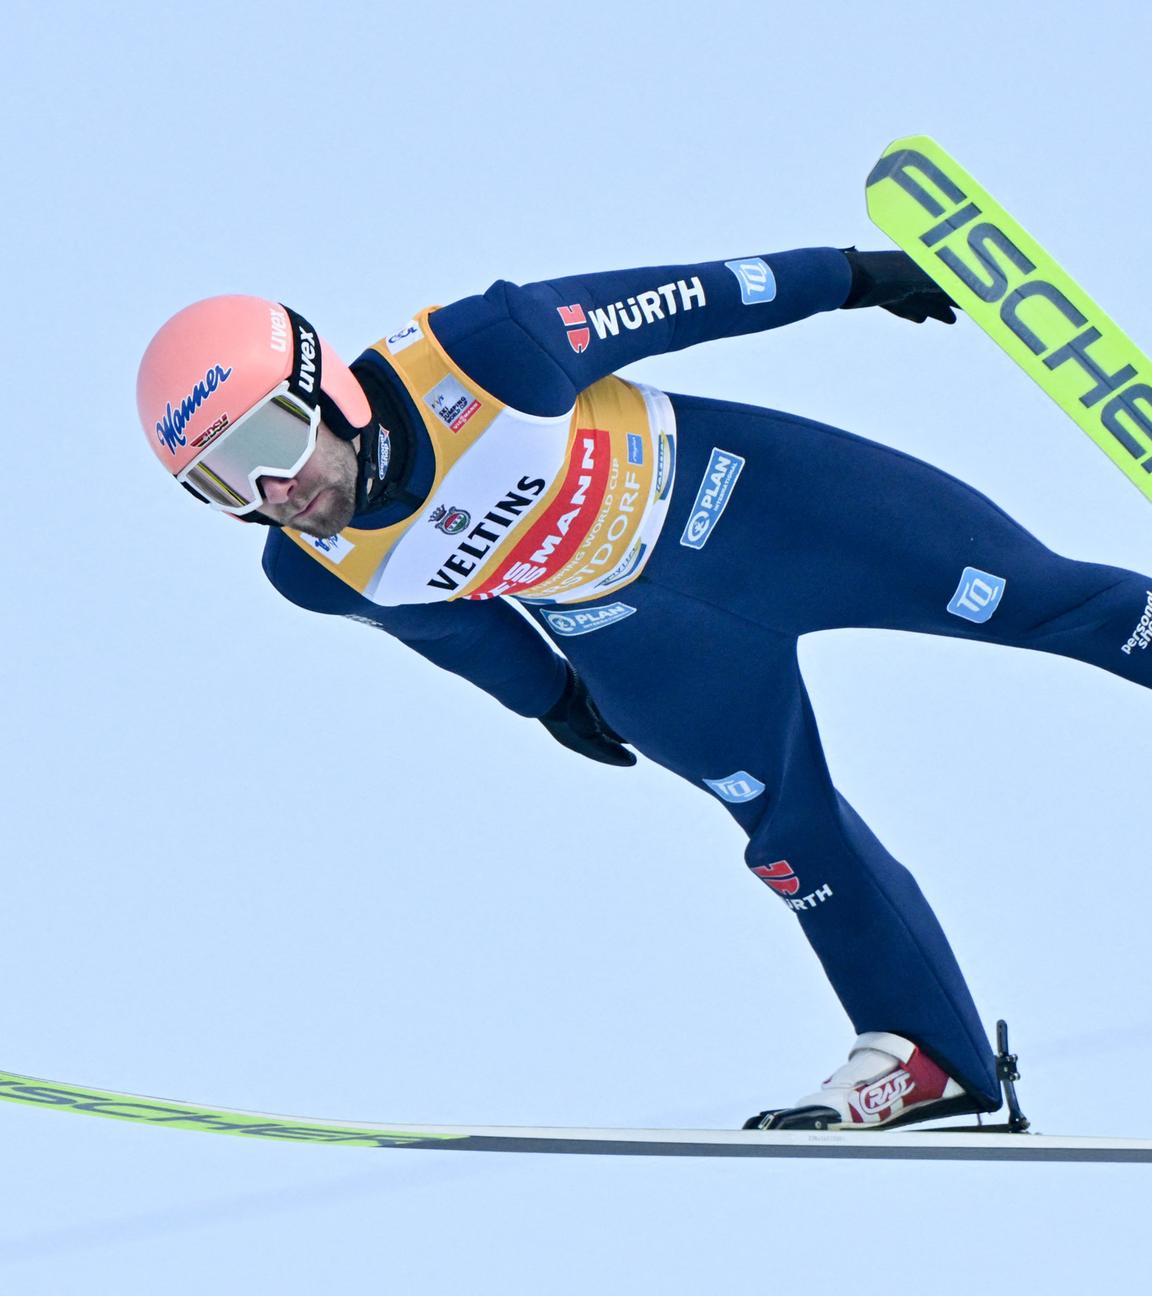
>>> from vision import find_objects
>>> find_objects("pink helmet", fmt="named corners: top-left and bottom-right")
top-left (136, 295), bottom-right (371, 513)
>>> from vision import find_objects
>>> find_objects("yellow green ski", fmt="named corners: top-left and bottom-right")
top-left (866, 135), bottom-right (1152, 502)
top-left (4, 1066), bottom-right (1152, 1161)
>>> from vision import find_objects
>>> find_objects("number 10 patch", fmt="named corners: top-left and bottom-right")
top-left (948, 566), bottom-right (1006, 623)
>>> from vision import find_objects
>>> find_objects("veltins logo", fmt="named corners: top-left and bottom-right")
top-left (542, 603), bottom-right (637, 637)
top-left (703, 771), bottom-right (765, 804)
top-left (947, 566), bottom-right (1006, 623)
top-left (680, 448), bottom-right (745, 550)
top-left (725, 257), bottom-right (778, 305)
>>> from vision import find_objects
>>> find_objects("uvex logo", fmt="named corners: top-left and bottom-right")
top-left (297, 326), bottom-right (318, 394)
top-left (750, 861), bottom-right (799, 896)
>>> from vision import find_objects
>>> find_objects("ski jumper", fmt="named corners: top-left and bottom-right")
top-left (263, 249), bottom-right (1152, 1105)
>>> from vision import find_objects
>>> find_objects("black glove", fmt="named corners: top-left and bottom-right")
top-left (539, 665), bottom-right (636, 767)
top-left (840, 248), bottom-right (958, 325)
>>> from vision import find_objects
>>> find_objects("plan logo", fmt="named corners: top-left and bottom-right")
top-left (703, 771), bottom-right (765, 803)
top-left (947, 566), bottom-right (1006, 623)
top-left (541, 603), bottom-right (637, 636)
top-left (680, 448), bottom-right (745, 550)
top-left (725, 257), bottom-right (777, 305)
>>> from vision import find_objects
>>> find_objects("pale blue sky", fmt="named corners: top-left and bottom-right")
top-left (4, 1), bottom-right (1152, 1290)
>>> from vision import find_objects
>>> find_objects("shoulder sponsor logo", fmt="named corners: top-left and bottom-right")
top-left (386, 320), bottom-right (423, 354)
top-left (557, 304), bottom-right (591, 354)
top-left (725, 257), bottom-right (778, 305)
top-left (423, 375), bottom-right (481, 433)
top-left (748, 859), bottom-right (834, 910)
top-left (703, 771), bottom-right (765, 803)
top-left (541, 602), bottom-right (637, 636)
top-left (306, 533), bottom-right (356, 564)
top-left (426, 476), bottom-right (548, 592)
top-left (1122, 590), bottom-right (1152, 655)
top-left (680, 448), bottom-right (744, 550)
top-left (557, 278), bottom-right (707, 353)
top-left (156, 363), bottom-right (233, 454)
top-left (947, 566), bottom-right (1006, 623)
top-left (750, 860), bottom-right (799, 896)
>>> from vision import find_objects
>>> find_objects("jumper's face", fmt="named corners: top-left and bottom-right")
top-left (257, 423), bottom-right (359, 536)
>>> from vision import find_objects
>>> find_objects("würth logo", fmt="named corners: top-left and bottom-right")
top-left (557, 304), bottom-right (591, 354)
top-left (751, 860), bottom-right (799, 896)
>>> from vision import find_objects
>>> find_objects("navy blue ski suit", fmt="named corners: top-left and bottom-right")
top-left (263, 248), bottom-right (1152, 1105)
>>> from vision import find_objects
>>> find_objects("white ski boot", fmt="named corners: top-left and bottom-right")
top-left (744, 1032), bottom-right (997, 1132)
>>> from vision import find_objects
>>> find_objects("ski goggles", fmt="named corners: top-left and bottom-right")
top-left (177, 304), bottom-right (325, 516)
top-left (177, 380), bottom-right (320, 516)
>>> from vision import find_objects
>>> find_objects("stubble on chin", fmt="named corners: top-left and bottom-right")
top-left (292, 483), bottom-right (357, 537)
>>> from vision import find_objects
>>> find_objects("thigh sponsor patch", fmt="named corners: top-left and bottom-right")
top-left (680, 448), bottom-right (745, 551)
top-left (947, 566), bottom-right (1006, 623)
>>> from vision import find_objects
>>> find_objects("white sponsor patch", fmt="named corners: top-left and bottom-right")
top-left (423, 375), bottom-right (481, 433)
top-left (386, 320), bottom-right (423, 354)
top-left (305, 533), bottom-right (356, 564)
